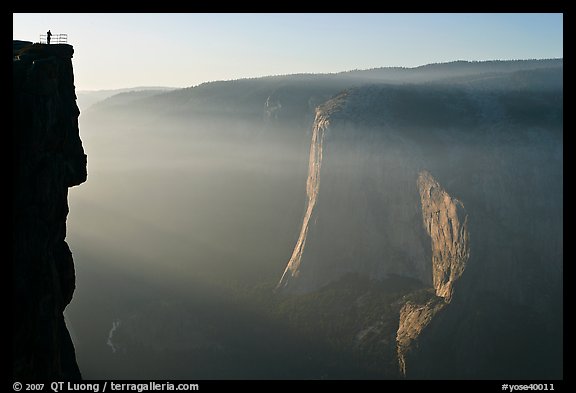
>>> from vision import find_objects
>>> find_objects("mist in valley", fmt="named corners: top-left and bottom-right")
top-left (64, 62), bottom-right (562, 379)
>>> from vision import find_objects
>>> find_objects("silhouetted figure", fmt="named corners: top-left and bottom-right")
top-left (47, 30), bottom-right (52, 44)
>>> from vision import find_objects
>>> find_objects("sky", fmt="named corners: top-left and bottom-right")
top-left (13, 13), bottom-right (563, 91)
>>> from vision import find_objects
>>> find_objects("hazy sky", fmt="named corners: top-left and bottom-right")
top-left (13, 13), bottom-right (562, 91)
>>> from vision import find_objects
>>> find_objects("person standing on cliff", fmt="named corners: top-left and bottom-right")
top-left (47, 30), bottom-right (52, 44)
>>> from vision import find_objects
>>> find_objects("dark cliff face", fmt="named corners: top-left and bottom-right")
top-left (13, 41), bottom-right (86, 379)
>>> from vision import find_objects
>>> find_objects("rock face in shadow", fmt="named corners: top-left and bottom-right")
top-left (13, 41), bottom-right (86, 379)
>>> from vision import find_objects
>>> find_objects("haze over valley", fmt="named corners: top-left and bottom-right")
top-left (61, 60), bottom-right (563, 379)
top-left (13, 13), bottom-right (563, 381)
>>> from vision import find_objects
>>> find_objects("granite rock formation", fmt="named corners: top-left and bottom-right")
top-left (277, 63), bottom-right (562, 378)
top-left (396, 170), bottom-right (469, 376)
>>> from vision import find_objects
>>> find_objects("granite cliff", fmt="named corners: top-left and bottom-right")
top-left (277, 63), bottom-right (562, 378)
top-left (13, 41), bottom-right (86, 379)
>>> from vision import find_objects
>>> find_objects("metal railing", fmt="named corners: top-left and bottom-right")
top-left (39, 33), bottom-right (67, 44)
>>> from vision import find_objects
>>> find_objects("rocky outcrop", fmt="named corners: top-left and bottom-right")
top-left (13, 41), bottom-right (86, 379)
top-left (396, 171), bottom-right (470, 376)
top-left (417, 171), bottom-right (469, 302)
top-left (396, 296), bottom-right (444, 376)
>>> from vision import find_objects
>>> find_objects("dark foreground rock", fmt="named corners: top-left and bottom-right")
top-left (13, 41), bottom-right (86, 379)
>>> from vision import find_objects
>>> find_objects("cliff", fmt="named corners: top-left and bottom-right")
top-left (277, 64), bottom-right (562, 378)
top-left (13, 41), bottom-right (86, 379)
top-left (277, 92), bottom-right (349, 291)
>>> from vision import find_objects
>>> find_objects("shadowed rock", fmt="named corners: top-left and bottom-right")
top-left (13, 41), bottom-right (86, 379)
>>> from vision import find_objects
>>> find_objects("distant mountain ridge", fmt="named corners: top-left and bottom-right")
top-left (76, 86), bottom-right (177, 112)
top-left (82, 59), bottom-right (562, 127)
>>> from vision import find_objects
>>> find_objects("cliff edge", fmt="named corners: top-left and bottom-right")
top-left (13, 41), bottom-right (86, 379)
